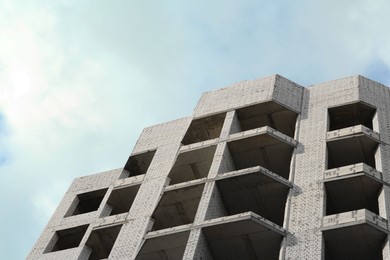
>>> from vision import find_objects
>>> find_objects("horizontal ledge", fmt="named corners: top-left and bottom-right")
top-left (327, 125), bottom-right (380, 143)
top-left (164, 165), bottom-right (293, 192)
top-left (113, 174), bottom-right (144, 188)
top-left (179, 138), bottom-right (220, 152)
top-left (227, 126), bottom-right (297, 147)
top-left (94, 213), bottom-right (128, 229)
top-left (323, 163), bottom-right (385, 185)
top-left (322, 209), bottom-right (389, 234)
top-left (216, 166), bottom-right (293, 188)
top-left (164, 178), bottom-right (206, 191)
top-left (146, 211), bottom-right (287, 239)
top-left (179, 126), bottom-right (298, 153)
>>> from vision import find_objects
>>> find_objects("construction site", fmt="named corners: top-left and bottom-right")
top-left (29, 75), bottom-right (390, 259)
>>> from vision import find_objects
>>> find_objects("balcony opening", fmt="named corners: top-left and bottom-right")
top-left (105, 184), bottom-right (141, 216)
top-left (44, 225), bottom-right (89, 253)
top-left (152, 184), bottom-right (204, 230)
top-left (328, 102), bottom-right (376, 131)
top-left (65, 189), bottom-right (107, 217)
top-left (325, 175), bottom-right (382, 215)
top-left (202, 218), bottom-right (284, 259)
top-left (327, 136), bottom-right (379, 169)
top-left (324, 223), bottom-right (386, 260)
top-left (182, 113), bottom-right (226, 145)
top-left (212, 172), bottom-right (290, 226)
top-left (136, 231), bottom-right (190, 260)
top-left (234, 101), bottom-right (298, 138)
top-left (122, 150), bottom-right (156, 178)
top-left (85, 224), bottom-right (122, 260)
top-left (226, 135), bottom-right (294, 179)
top-left (168, 146), bottom-right (216, 185)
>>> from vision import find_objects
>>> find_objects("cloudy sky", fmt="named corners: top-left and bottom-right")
top-left (1, 0), bottom-right (390, 258)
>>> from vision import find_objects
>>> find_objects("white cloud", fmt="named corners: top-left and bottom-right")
top-left (0, 2), bottom-right (135, 256)
top-left (1, 1), bottom-right (390, 259)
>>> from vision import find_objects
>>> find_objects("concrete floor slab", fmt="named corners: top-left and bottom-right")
top-left (106, 184), bottom-right (140, 216)
top-left (235, 101), bottom-right (298, 138)
top-left (227, 133), bottom-right (294, 179)
top-left (324, 165), bottom-right (383, 215)
top-left (328, 102), bottom-right (376, 131)
top-left (327, 134), bottom-right (379, 169)
top-left (203, 216), bottom-right (285, 260)
top-left (123, 150), bottom-right (156, 178)
top-left (86, 224), bottom-right (122, 260)
top-left (216, 171), bottom-right (291, 226)
top-left (323, 223), bottom-right (386, 260)
top-left (182, 112), bottom-right (226, 145)
top-left (136, 231), bottom-right (190, 260)
top-left (168, 146), bottom-right (217, 185)
top-left (152, 184), bottom-right (204, 230)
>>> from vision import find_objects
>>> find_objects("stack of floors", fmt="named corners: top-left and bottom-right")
top-left (28, 75), bottom-right (390, 260)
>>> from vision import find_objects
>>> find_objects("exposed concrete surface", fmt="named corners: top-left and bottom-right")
top-left (28, 75), bottom-right (390, 260)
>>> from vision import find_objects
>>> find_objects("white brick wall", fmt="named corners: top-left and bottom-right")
top-left (29, 75), bottom-right (390, 260)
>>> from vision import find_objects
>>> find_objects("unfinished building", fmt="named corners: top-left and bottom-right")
top-left (28, 75), bottom-right (390, 259)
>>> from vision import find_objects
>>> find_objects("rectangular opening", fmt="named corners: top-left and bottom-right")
top-left (122, 150), bottom-right (156, 178)
top-left (135, 231), bottom-right (190, 260)
top-left (327, 136), bottom-right (379, 169)
top-left (211, 172), bottom-right (290, 226)
top-left (85, 224), bottom-right (123, 260)
top-left (65, 189), bottom-right (108, 217)
top-left (202, 219), bottom-right (284, 259)
top-left (328, 102), bottom-right (376, 131)
top-left (168, 146), bottom-right (216, 185)
top-left (152, 184), bottom-right (205, 230)
top-left (44, 225), bottom-right (89, 253)
top-left (226, 135), bottom-right (295, 179)
top-left (105, 184), bottom-right (141, 216)
top-left (324, 223), bottom-right (386, 260)
top-left (234, 101), bottom-right (298, 138)
top-left (325, 176), bottom-right (382, 215)
top-left (182, 113), bottom-right (226, 145)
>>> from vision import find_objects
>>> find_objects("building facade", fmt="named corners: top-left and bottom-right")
top-left (29, 75), bottom-right (390, 259)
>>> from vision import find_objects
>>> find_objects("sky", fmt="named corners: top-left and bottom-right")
top-left (1, 0), bottom-right (390, 258)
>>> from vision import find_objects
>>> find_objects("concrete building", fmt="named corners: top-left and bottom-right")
top-left (28, 75), bottom-right (390, 259)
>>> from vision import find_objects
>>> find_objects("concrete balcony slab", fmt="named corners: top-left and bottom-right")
top-left (324, 163), bottom-right (384, 215)
top-left (202, 212), bottom-right (286, 260)
top-left (225, 126), bottom-right (296, 179)
top-left (327, 128), bottom-right (380, 169)
top-left (136, 230), bottom-right (190, 260)
top-left (327, 124), bottom-right (380, 142)
top-left (322, 209), bottom-right (388, 260)
top-left (215, 166), bottom-right (292, 226)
